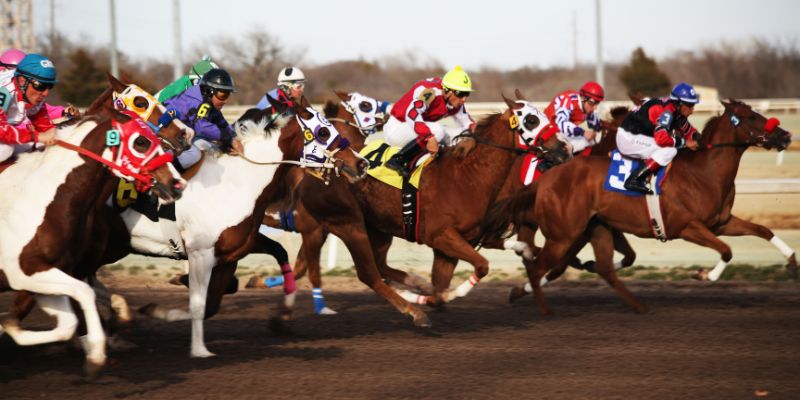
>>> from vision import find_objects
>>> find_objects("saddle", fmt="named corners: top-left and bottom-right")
top-left (0, 155), bottom-right (17, 175)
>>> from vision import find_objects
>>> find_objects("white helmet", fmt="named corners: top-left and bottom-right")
top-left (277, 67), bottom-right (305, 84)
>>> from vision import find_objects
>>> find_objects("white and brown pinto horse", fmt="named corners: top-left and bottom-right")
top-left (0, 110), bottom-right (185, 375)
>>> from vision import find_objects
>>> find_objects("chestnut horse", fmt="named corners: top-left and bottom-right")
top-left (0, 110), bottom-right (185, 375)
top-left (481, 99), bottom-right (793, 315)
top-left (287, 94), bottom-right (572, 327)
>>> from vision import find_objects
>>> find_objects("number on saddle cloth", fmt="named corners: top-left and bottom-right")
top-left (603, 150), bottom-right (668, 196)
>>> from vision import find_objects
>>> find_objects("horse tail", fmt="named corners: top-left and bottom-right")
top-left (477, 184), bottom-right (538, 246)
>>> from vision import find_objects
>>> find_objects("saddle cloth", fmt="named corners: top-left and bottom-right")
top-left (604, 150), bottom-right (669, 196)
top-left (359, 139), bottom-right (433, 189)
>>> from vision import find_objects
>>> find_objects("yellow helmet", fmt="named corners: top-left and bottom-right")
top-left (442, 65), bottom-right (473, 92)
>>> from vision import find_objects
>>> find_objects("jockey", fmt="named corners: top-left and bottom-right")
top-left (543, 81), bottom-right (604, 154)
top-left (383, 65), bottom-right (476, 177)
top-left (0, 48), bottom-right (79, 122)
top-left (164, 68), bottom-right (243, 171)
top-left (0, 53), bottom-right (59, 163)
top-left (256, 66), bottom-right (306, 116)
top-left (617, 82), bottom-right (701, 194)
top-left (157, 55), bottom-right (219, 102)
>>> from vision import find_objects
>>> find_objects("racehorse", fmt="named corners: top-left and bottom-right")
top-left (0, 75), bottom-right (198, 347)
top-left (480, 99), bottom-right (793, 315)
top-left (0, 109), bottom-right (185, 375)
top-left (287, 93), bottom-right (572, 327)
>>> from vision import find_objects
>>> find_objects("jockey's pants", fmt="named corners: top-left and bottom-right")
top-left (176, 139), bottom-right (214, 170)
top-left (616, 127), bottom-right (678, 166)
top-left (0, 142), bottom-right (45, 163)
top-left (383, 117), bottom-right (463, 148)
top-left (566, 134), bottom-right (594, 154)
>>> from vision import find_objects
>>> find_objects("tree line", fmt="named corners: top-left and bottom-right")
top-left (37, 29), bottom-right (800, 107)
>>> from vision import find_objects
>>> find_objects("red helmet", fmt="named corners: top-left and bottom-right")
top-left (579, 81), bottom-right (605, 102)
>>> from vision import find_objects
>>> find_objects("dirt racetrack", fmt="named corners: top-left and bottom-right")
top-left (1, 278), bottom-right (799, 399)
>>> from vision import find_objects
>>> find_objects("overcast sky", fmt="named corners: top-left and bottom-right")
top-left (33, 0), bottom-right (800, 70)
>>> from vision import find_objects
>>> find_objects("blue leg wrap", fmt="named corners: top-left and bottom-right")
top-left (264, 275), bottom-right (285, 288)
top-left (313, 288), bottom-right (327, 314)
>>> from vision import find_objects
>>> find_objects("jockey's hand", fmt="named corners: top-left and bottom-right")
top-left (426, 137), bottom-right (439, 155)
top-left (63, 104), bottom-right (81, 119)
top-left (584, 129), bottom-right (597, 142)
top-left (37, 128), bottom-right (58, 146)
top-left (685, 137), bottom-right (699, 151)
top-left (229, 138), bottom-right (244, 156)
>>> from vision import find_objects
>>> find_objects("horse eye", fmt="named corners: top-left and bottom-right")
top-left (359, 101), bottom-right (373, 113)
top-left (133, 136), bottom-right (151, 152)
top-left (133, 96), bottom-right (149, 110)
top-left (316, 127), bottom-right (331, 141)
top-left (523, 114), bottom-right (540, 131)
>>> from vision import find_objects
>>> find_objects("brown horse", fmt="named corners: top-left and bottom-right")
top-left (481, 99), bottom-right (793, 315)
top-left (286, 93), bottom-right (572, 326)
top-left (0, 110), bottom-right (185, 375)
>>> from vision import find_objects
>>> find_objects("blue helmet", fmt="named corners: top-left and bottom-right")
top-left (670, 82), bottom-right (699, 104)
top-left (15, 54), bottom-right (57, 84)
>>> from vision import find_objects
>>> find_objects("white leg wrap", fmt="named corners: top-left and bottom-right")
top-left (771, 236), bottom-right (795, 258)
top-left (539, 275), bottom-right (550, 287)
top-left (614, 261), bottom-right (623, 270)
top-left (397, 289), bottom-right (428, 304)
top-left (504, 240), bottom-right (534, 260)
top-left (446, 273), bottom-right (480, 301)
top-left (707, 260), bottom-right (728, 282)
top-left (283, 292), bottom-right (296, 309)
top-left (523, 282), bottom-right (533, 293)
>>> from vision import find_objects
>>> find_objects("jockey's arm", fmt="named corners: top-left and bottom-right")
top-left (0, 111), bottom-right (34, 144)
top-left (453, 105), bottom-right (476, 133)
top-left (555, 103), bottom-right (587, 138)
top-left (586, 111), bottom-right (601, 131)
top-left (404, 97), bottom-right (434, 146)
top-left (650, 107), bottom-right (690, 148)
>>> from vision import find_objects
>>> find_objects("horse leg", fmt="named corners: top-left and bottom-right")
top-left (3, 268), bottom-right (106, 375)
top-left (368, 227), bottom-right (431, 294)
top-left (612, 228), bottom-right (637, 269)
top-left (510, 230), bottom-right (589, 303)
top-left (331, 223), bottom-right (430, 327)
top-left (428, 228), bottom-right (488, 303)
top-left (589, 224), bottom-right (647, 313)
top-left (429, 250), bottom-right (458, 306)
top-left (679, 220), bottom-right (733, 282)
top-left (187, 249), bottom-right (216, 357)
top-left (714, 215), bottom-right (797, 279)
top-left (526, 239), bottom-right (574, 315)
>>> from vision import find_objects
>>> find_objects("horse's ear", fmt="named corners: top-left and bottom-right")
top-left (514, 89), bottom-right (528, 101)
top-left (264, 94), bottom-right (286, 115)
top-left (502, 94), bottom-right (516, 110)
top-left (294, 96), bottom-right (313, 119)
top-left (107, 72), bottom-right (127, 92)
top-left (720, 99), bottom-right (732, 110)
top-left (334, 90), bottom-right (350, 101)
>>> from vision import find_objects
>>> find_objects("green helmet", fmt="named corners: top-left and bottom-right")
top-left (189, 56), bottom-right (219, 78)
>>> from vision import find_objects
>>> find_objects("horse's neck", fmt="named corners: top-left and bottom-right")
top-left (335, 110), bottom-right (367, 151)
top-left (451, 123), bottom-right (518, 193)
top-left (680, 117), bottom-right (745, 190)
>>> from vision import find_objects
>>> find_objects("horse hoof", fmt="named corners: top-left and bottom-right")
top-left (633, 304), bottom-right (650, 314)
top-left (508, 286), bottom-right (529, 303)
top-left (412, 312), bottom-right (432, 328)
top-left (787, 265), bottom-right (799, 280)
top-left (317, 307), bottom-right (338, 315)
top-left (691, 268), bottom-right (709, 281)
top-left (84, 359), bottom-right (105, 379)
top-left (168, 274), bottom-right (184, 286)
top-left (268, 316), bottom-right (294, 336)
top-left (190, 348), bottom-right (216, 358)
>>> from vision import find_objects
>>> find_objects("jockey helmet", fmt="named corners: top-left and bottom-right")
top-left (0, 48), bottom-right (26, 69)
top-left (278, 67), bottom-right (305, 84)
top-left (670, 82), bottom-right (699, 105)
top-left (579, 81), bottom-right (605, 102)
top-left (442, 65), bottom-right (473, 92)
top-left (15, 53), bottom-right (57, 84)
top-left (189, 55), bottom-right (218, 78)
top-left (199, 68), bottom-right (236, 99)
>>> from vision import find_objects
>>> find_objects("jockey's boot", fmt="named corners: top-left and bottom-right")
top-left (384, 139), bottom-right (425, 178)
top-left (624, 159), bottom-right (660, 195)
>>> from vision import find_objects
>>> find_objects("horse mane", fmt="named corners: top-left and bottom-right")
top-left (473, 113), bottom-right (502, 136)
top-left (323, 99), bottom-right (339, 119)
top-left (85, 87), bottom-right (113, 115)
top-left (235, 114), bottom-right (290, 145)
top-left (609, 106), bottom-right (630, 120)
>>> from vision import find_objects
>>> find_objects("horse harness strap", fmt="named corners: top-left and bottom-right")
top-left (402, 176), bottom-right (420, 242)
top-left (55, 139), bottom-right (152, 186)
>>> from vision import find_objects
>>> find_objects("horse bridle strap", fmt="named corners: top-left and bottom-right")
top-left (326, 117), bottom-right (374, 137)
top-left (55, 139), bottom-right (152, 186)
top-left (452, 131), bottom-right (543, 158)
top-left (235, 152), bottom-right (335, 169)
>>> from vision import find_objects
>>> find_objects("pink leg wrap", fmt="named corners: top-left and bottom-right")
top-left (281, 263), bottom-right (297, 294)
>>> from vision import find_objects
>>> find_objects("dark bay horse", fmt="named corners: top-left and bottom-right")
top-left (481, 99), bottom-right (793, 315)
top-left (288, 94), bottom-right (572, 326)
top-left (0, 110), bottom-right (185, 375)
